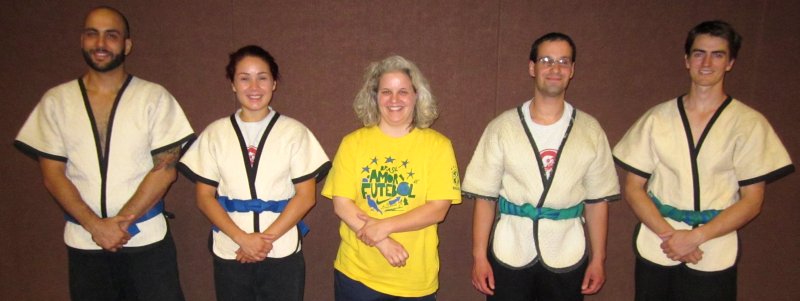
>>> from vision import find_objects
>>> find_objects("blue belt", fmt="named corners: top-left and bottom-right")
top-left (648, 192), bottom-right (721, 226)
top-left (65, 200), bottom-right (164, 236)
top-left (498, 196), bottom-right (584, 221)
top-left (214, 196), bottom-right (309, 236)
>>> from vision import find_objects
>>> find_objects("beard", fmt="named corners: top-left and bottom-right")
top-left (82, 48), bottom-right (126, 72)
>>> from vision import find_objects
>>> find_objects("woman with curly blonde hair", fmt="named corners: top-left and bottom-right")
top-left (353, 55), bottom-right (439, 130)
top-left (323, 55), bottom-right (461, 300)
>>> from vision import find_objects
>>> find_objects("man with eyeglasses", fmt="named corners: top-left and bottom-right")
top-left (463, 32), bottom-right (619, 300)
top-left (613, 20), bottom-right (793, 301)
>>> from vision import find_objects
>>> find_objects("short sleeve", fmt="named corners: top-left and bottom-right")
top-left (462, 119), bottom-right (505, 199)
top-left (15, 90), bottom-right (68, 161)
top-left (734, 114), bottom-right (794, 185)
top-left (289, 125), bottom-right (331, 184)
top-left (321, 135), bottom-right (358, 200)
top-left (582, 126), bottom-right (621, 202)
top-left (613, 110), bottom-right (656, 178)
top-left (147, 87), bottom-right (194, 154)
top-left (178, 126), bottom-right (220, 187)
top-left (426, 138), bottom-right (462, 204)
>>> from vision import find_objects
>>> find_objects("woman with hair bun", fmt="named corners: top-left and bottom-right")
top-left (179, 45), bottom-right (330, 301)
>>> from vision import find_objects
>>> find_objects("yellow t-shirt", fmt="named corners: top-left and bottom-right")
top-left (322, 126), bottom-right (461, 297)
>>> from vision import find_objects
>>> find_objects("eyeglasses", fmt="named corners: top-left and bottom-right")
top-left (536, 56), bottom-right (572, 67)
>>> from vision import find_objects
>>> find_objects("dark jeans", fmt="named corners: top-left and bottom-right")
top-left (334, 269), bottom-right (436, 301)
top-left (67, 231), bottom-right (184, 301)
top-left (213, 250), bottom-right (305, 301)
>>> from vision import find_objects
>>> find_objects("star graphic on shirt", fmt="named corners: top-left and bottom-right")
top-left (401, 160), bottom-right (409, 168)
top-left (385, 156), bottom-right (395, 164)
top-left (362, 166), bottom-right (370, 173)
top-left (371, 157), bottom-right (378, 165)
top-left (407, 170), bottom-right (415, 178)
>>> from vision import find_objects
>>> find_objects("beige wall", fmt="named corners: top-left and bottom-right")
top-left (2, 1), bottom-right (798, 300)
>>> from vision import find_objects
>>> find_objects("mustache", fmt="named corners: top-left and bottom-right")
top-left (89, 47), bottom-right (112, 54)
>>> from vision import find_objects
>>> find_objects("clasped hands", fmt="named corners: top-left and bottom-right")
top-left (87, 214), bottom-right (136, 252)
top-left (233, 232), bottom-right (277, 263)
top-left (356, 214), bottom-right (408, 267)
top-left (658, 229), bottom-right (704, 264)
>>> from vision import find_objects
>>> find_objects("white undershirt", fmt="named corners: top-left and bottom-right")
top-left (234, 108), bottom-right (275, 166)
top-left (521, 100), bottom-right (573, 179)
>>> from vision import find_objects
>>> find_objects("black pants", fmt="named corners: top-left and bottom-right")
top-left (67, 231), bottom-right (185, 301)
top-left (213, 250), bottom-right (305, 301)
top-left (488, 254), bottom-right (587, 301)
top-left (635, 256), bottom-right (736, 301)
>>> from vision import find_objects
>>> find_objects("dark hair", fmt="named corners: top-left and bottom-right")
top-left (685, 20), bottom-right (742, 59)
top-left (529, 32), bottom-right (576, 62)
top-left (225, 45), bottom-right (280, 81)
top-left (88, 6), bottom-right (131, 38)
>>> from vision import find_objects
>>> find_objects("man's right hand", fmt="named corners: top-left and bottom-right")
top-left (471, 257), bottom-right (495, 295)
top-left (86, 215), bottom-right (135, 252)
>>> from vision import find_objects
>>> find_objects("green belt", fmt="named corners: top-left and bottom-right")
top-left (648, 192), bottom-right (721, 226)
top-left (498, 196), bottom-right (584, 221)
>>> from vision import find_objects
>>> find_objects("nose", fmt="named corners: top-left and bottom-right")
top-left (95, 35), bottom-right (107, 49)
top-left (551, 63), bottom-right (563, 74)
top-left (701, 55), bottom-right (712, 66)
top-left (242, 78), bottom-right (258, 90)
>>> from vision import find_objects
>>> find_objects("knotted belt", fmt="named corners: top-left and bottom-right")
top-left (214, 196), bottom-right (309, 236)
top-left (65, 200), bottom-right (164, 236)
top-left (498, 196), bottom-right (584, 220)
top-left (648, 192), bottom-right (721, 226)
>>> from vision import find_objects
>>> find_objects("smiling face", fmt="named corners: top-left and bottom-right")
top-left (231, 55), bottom-right (277, 121)
top-left (377, 70), bottom-right (417, 134)
top-left (685, 34), bottom-right (735, 89)
top-left (81, 8), bottom-right (131, 73)
top-left (529, 40), bottom-right (575, 99)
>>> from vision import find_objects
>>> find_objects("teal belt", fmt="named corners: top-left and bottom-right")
top-left (648, 192), bottom-right (721, 226)
top-left (498, 196), bottom-right (584, 221)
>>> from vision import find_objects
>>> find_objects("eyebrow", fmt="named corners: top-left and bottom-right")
top-left (691, 48), bottom-right (728, 54)
top-left (83, 28), bottom-right (123, 35)
top-left (236, 71), bottom-right (271, 76)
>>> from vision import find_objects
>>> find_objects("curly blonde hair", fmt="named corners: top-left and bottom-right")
top-left (353, 55), bottom-right (438, 128)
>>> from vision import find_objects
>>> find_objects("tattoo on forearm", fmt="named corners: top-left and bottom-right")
top-left (151, 145), bottom-right (181, 171)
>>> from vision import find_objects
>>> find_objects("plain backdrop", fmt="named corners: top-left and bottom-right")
top-left (1, 1), bottom-right (798, 300)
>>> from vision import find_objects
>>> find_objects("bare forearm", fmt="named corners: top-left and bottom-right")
top-left (39, 158), bottom-right (101, 225)
top-left (379, 199), bottom-right (452, 234)
top-left (624, 172), bottom-right (673, 235)
top-left (196, 183), bottom-right (247, 240)
top-left (118, 169), bottom-right (176, 218)
top-left (694, 182), bottom-right (764, 244)
top-left (332, 196), bottom-right (368, 232)
top-left (472, 198), bottom-right (496, 259)
top-left (263, 179), bottom-right (316, 238)
top-left (584, 201), bottom-right (608, 262)
top-left (118, 146), bottom-right (180, 218)
top-left (40, 158), bottom-right (132, 250)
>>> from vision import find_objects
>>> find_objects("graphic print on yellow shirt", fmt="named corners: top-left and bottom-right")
top-left (361, 156), bottom-right (418, 215)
